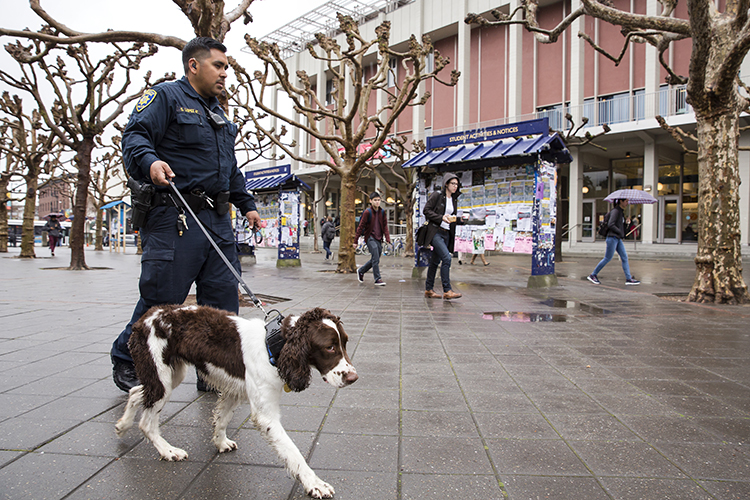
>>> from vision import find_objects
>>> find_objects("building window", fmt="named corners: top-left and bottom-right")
top-left (325, 79), bottom-right (334, 106)
top-left (387, 57), bottom-right (398, 87)
top-left (536, 103), bottom-right (568, 131)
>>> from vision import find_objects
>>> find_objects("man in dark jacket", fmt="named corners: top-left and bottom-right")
top-left (110, 37), bottom-right (261, 393)
top-left (423, 173), bottom-right (463, 299)
top-left (321, 216), bottom-right (336, 259)
top-left (587, 199), bottom-right (640, 285)
top-left (355, 191), bottom-right (390, 286)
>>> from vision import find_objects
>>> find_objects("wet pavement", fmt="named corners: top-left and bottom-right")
top-left (1, 242), bottom-right (749, 499)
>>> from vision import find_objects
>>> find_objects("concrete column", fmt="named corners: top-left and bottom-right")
top-left (411, 0), bottom-right (425, 144)
top-left (507, 0), bottom-right (524, 120)
top-left (740, 134), bottom-right (750, 246)
top-left (290, 54), bottom-right (301, 170)
top-left (268, 86), bottom-right (278, 166)
top-left (568, 147), bottom-right (583, 247)
top-left (456, 0), bottom-right (471, 129)
top-left (316, 61), bottom-right (327, 162)
top-left (641, 132), bottom-right (658, 243)
top-left (569, 0), bottom-right (585, 125)
top-left (645, 0), bottom-right (660, 117)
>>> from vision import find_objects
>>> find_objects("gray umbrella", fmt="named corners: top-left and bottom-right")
top-left (604, 189), bottom-right (657, 204)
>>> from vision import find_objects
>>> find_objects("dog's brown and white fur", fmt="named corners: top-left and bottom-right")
top-left (115, 305), bottom-right (357, 499)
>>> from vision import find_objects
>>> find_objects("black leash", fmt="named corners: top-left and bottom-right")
top-left (167, 181), bottom-right (285, 363)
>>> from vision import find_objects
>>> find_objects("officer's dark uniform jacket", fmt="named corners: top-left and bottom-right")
top-left (111, 77), bottom-right (256, 365)
top-left (123, 76), bottom-right (256, 215)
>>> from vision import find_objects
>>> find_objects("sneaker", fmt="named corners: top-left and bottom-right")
top-left (357, 269), bottom-right (364, 283)
top-left (374, 279), bottom-right (386, 286)
top-left (112, 359), bottom-right (140, 392)
top-left (626, 277), bottom-right (641, 285)
top-left (587, 274), bottom-right (600, 285)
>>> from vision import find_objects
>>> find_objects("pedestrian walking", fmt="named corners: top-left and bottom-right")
top-left (110, 37), bottom-right (262, 393)
top-left (587, 199), bottom-right (640, 285)
top-left (43, 215), bottom-right (63, 257)
top-left (321, 215), bottom-right (336, 260)
top-left (469, 228), bottom-right (489, 266)
top-left (423, 173), bottom-right (463, 299)
top-left (355, 191), bottom-right (390, 286)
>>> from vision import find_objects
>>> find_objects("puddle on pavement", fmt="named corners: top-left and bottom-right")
top-left (483, 299), bottom-right (612, 322)
top-left (482, 311), bottom-right (573, 322)
top-left (538, 298), bottom-right (612, 315)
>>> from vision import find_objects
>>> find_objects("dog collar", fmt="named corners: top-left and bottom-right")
top-left (265, 312), bottom-right (286, 367)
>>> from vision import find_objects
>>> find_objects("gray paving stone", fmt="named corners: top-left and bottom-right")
top-left (2, 246), bottom-right (749, 498)
top-left (400, 473), bottom-right (502, 500)
top-left (501, 475), bottom-right (610, 500)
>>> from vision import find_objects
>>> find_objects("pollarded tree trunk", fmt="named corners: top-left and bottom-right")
top-left (94, 208), bottom-right (104, 251)
top-left (336, 169), bottom-right (358, 273)
top-left (690, 110), bottom-right (750, 304)
top-left (19, 177), bottom-right (37, 258)
top-left (69, 136), bottom-right (94, 270)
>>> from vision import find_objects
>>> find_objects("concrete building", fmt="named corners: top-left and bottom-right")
top-left (248, 0), bottom-right (750, 256)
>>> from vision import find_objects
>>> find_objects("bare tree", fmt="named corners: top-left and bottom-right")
top-left (89, 134), bottom-right (127, 251)
top-left (362, 136), bottom-right (423, 258)
top-left (0, 91), bottom-right (61, 258)
top-left (0, 141), bottom-right (21, 253)
top-left (468, 0), bottom-right (750, 304)
top-left (0, 38), bottom-right (171, 268)
top-left (235, 14), bottom-right (459, 272)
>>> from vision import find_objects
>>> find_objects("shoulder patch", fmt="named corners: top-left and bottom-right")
top-left (135, 89), bottom-right (157, 112)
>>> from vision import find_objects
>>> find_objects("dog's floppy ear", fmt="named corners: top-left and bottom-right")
top-left (276, 313), bottom-right (313, 392)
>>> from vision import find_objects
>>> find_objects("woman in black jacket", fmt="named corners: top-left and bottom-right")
top-left (587, 199), bottom-right (640, 285)
top-left (422, 173), bottom-right (463, 299)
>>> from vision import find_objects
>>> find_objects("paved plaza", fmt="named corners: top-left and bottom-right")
top-left (1, 242), bottom-right (749, 499)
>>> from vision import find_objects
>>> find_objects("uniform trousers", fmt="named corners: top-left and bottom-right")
top-left (110, 205), bottom-right (241, 364)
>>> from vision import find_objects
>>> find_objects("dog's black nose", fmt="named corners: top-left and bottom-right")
top-left (344, 371), bottom-right (358, 385)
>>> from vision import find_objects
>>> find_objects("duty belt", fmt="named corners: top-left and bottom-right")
top-left (152, 190), bottom-right (229, 215)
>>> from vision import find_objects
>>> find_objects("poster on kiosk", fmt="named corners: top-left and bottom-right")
top-left (405, 118), bottom-right (571, 285)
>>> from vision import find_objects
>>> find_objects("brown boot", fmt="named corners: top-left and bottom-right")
top-left (424, 290), bottom-right (442, 299)
top-left (443, 290), bottom-right (462, 300)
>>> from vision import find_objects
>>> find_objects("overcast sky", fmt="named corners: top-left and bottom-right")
top-left (0, 0), bottom-right (327, 75)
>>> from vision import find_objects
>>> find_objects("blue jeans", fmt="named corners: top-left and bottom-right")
top-left (592, 236), bottom-right (632, 280)
top-left (323, 239), bottom-right (332, 258)
top-left (359, 236), bottom-right (382, 281)
top-left (426, 231), bottom-right (453, 292)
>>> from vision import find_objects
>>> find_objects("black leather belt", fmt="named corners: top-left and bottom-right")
top-left (151, 191), bottom-right (220, 214)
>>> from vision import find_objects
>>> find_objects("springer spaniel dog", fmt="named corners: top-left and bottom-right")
top-left (115, 305), bottom-right (357, 499)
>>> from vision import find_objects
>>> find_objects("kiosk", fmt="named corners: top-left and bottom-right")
top-left (404, 118), bottom-right (572, 287)
top-left (243, 165), bottom-right (310, 268)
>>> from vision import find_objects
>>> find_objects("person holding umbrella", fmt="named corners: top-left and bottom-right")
top-left (587, 198), bottom-right (640, 285)
top-left (43, 214), bottom-right (63, 257)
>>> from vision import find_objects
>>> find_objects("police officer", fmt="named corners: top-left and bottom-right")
top-left (111, 37), bottom-right (262, 392)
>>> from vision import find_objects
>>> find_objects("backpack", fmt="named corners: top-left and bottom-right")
top-left (597, 211), bottom-right (610, 237)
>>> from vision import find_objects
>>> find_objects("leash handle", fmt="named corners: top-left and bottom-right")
top-left (167, 180), bottom-right (269, 317)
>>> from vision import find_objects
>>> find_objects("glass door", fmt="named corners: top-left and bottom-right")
top-left (658, 195), bottom-right (680, 243)
top-left (582, 200), bottom-right (594, 242)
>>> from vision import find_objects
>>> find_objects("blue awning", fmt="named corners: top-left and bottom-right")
top-left (101, 200), bottom-right (130, 210)
top-left (403, 133), bottom-right (573, 169)
top-left (245, 173), bottom-right (311, 192)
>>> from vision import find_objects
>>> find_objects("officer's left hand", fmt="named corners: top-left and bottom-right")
top-left (245, 210), bottom-right (261, 229)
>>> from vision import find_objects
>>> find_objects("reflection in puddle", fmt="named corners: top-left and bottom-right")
top-left (539, 298), bottom-right (612, 315)
top-left (482, 312), bottom-right (573, 322)
top-left (483, 299), bottom-right (612, 322)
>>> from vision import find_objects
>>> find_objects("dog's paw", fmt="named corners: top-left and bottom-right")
top-left (114, 419), bottom-right (131, 437)
top-left (305, 479), bottom-right (334, 499)
top-left (160, 447), bottom-right (188, 461)
top-left (216, 438), bottom-right (238, 453)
